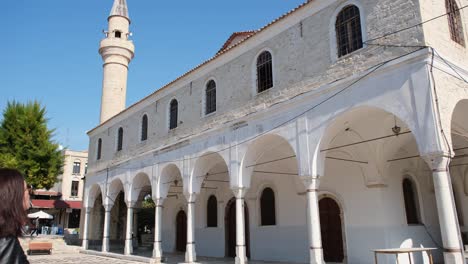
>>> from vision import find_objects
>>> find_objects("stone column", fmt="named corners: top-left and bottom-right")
top-left (152, 198), bottom-right (164, 263)
top-left (185, 193), bottom-right (198, 263)
top-left (82, 207), bottom-right (91, 249)
top-left (303, 177), bottom-right (325, 264)
top-left (124, 204), bottom-right (134, 255)
top-left (232, 187), bottom-right (248, 264)
top-left (424, 155), bottom-right (465, 264)
top-left (102, 204), bottom-right (112, 252)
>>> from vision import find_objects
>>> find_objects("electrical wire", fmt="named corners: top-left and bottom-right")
top-left (89, 3), bottom-right (468, 176)
top-left (364, 4), bottom-right (468, 44)
top-left (94, 47), bottom-right (425, 176)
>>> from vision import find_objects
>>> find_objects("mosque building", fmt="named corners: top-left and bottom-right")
top-left (82, 0), bottom-right (468, 263)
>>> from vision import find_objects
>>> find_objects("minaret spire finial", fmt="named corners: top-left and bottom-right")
top-left (109, 0), bottom-right (130, 21)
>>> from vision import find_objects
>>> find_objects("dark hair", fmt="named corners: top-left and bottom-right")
top-left (0, 168), bottom-right (28, 237)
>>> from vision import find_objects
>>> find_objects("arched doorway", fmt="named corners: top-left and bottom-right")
top-left (176, 210), bottom-right (187, 252)
top-left (319, 197), bottom-right (344, 263)
top-left (225, 198), bottom-right (250, 258)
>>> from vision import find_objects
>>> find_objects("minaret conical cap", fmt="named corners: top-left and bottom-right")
top-left (109, 0), bottom-right (130, 21)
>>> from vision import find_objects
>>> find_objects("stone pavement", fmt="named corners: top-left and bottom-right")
top-left (28, 251), bottom-right (297, 264)
top-left (28, 253), bottom-right (145, 264)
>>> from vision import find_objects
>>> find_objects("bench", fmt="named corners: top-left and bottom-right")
top-left (27, 241), bottom-right (52, 255)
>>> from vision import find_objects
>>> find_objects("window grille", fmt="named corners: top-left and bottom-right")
top-left (169, 100), bottom-right (178, 130)
top-left (205, 80), bottom-right (217, 115)
top-left (72, 161), bottom-right (81, 174)
top-left (256, 51), bottom-right (273, 93)
top-left (260, 187), bottom-right (276, 226)
top-left (207, 195), bottom-right (218, 227)
top-left (97, 138), bottom-right (102, 160)
top-left (446, 0), bottom-right (465, 46)
top-left (336, 5), bottom-right (363, 57)
top-left (71, 181), bottom-right (79, 197)
top-left (141, 114), bottom-right (148, 141)
top-left (117, 127), bottom-right (123, 151)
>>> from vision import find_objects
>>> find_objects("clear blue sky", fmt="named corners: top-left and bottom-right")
top-left (1, 1), bottom-right (306, 151)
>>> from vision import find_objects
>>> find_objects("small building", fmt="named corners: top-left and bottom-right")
top-left (30, 149), bottom-right (87, 233)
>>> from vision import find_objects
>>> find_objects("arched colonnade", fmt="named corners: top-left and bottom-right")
top-left (82, 99), bottom-right (468, 264)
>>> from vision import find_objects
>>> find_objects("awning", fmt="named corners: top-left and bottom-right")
top-left (31, 199), bottom-right (82, 209)
top-left (28, 210), bottom-right (53, 219)
top-left (32, 190), bottom-right (62, 197)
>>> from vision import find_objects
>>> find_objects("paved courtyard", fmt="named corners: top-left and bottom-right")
top-left (27, 252), bottom-right (297, 264)
top-left (28, 253), bottom-right (144, 264)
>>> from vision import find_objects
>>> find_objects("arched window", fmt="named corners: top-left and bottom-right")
top-left (260, 187), bottom-right (276, 226)
top-left (169, 99), bottom-right (178, 130)
top-left (141, 114), bottom-right (148, 141)
top-left (207, 195), bottom-right (218, 227)
top-left (402, 178), bottom-right (421, 224)
top-left (117, 127), bottom-right (123, 151)
top-left (97, 138), bottom-right (102, 160)
top-left (256, 51), bottom-right (273, 93)
top-left (446, 0), bottom-right (465, 46)
top-left (115, 30), bottom-right (122, 38)
top-left (205, 80), bottom-right (216, 115)
top-left (335, 5), bottom-right (363, 57)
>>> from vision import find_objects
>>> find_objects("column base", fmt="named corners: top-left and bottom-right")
top-left (184, 244), bottom-right (197, 263)
top-left (235, 256), bottom-right (248, 264)
top-left (124, 239), bottom-right (133, 255)
top-left (82, 239), bottom-right (89, 250)
top-left (152, 243), bottom-right (163, 261)
top-left (102, 239), bottom-right (110, 253)
top-left (309, 248), bottom-right (326, 264)
top-left (443, 251), bottom-right (465, 264)
top-left (150, 257), bottom-right (165, 264)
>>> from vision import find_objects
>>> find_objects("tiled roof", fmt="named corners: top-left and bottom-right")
top-left (89, 0), bottom-right (313, 133)
top-left (33, 190), bottom-right (62, 197)
top-left (217, 31), bottom-right (257, 55)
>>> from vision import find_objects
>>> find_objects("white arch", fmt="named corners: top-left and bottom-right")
top-left (130, 172), bottom-right (152, 203)
top-left (240, 133), bottom-right (299, 189)
top-left (312, 105), bottom-right (424, 180)
top-left (191, 151), bottom-right (230, 194)
top-left (156, 163), bottom-right (183, 199)
top-left (85, 183), bottom-right (104, 208)
top-left (107, 177), bottom-right (125, 207)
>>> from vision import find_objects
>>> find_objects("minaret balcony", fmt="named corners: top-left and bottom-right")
top-left (99, 38), bottom-right (135, 56)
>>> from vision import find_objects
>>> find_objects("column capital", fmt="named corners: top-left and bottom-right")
top-left (104, 203), bottom-right (114, 211)
top-left (184, 193), bottom-right (197, 203)
top-left (300, 176), bottom-right (321, 191)
top-left (231, 187), bottom-right (249, 199)
top-left (421, 153), bottom-right (451, 171)
top-left (126, 201), bottom-right (136, 208)
top-left (153, 198), bottom-right (164, 207)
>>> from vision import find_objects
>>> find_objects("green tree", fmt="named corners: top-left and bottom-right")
top-left (0, 101), bottom-right (63, 189)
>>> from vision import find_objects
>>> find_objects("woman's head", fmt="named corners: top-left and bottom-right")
top-left (0, 168), bottom-right (30, 237)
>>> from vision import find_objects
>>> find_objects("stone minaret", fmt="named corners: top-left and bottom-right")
top-left (99, 0), bottom-right (135, 124)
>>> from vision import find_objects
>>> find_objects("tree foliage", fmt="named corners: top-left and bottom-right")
top-left (0, 101), bottom-right (63, 189)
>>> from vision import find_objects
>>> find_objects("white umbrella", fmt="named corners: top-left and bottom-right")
top-left (27, 210), bottom-right (53, 219)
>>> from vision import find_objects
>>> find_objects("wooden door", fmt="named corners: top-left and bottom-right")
top-left (319, 197), bottom-right (344, 262)
top-left (176, 210), bottom-right (187, 252)
top-left (225, 198), bottom-right (250, 258)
